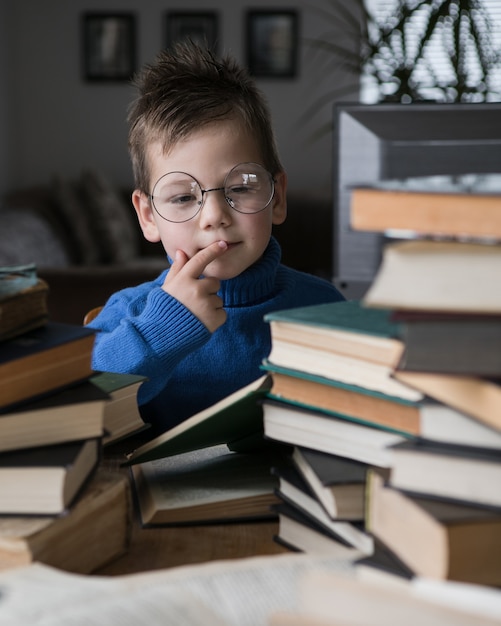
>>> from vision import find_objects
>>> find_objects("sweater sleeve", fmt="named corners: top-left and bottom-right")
top-left (88, 285), bottom-right (211, 403)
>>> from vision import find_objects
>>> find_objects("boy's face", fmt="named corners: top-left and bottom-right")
top-left (132, 118), bottom-right (287, 280)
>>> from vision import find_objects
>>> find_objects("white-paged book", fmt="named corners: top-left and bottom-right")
top-left (262, 399), bottom-right (405, 468)
top-left (1, 553), bottom-right (501, 626)
top-left (363, 240), bottom-right (501, 314)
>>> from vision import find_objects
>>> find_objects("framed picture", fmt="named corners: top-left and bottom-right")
top-left (82, 13), bottom-right (136, 82)
top-left (246, 10), bottom-right (299, 78)
top-left (165, 12), bottom-right (219, 53)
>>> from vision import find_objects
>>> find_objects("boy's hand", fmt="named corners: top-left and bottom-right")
top-left (162, 241), bottom-right (228, 333)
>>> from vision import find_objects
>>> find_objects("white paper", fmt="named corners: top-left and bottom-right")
top-left (0, 553), bottom-right (356, 626)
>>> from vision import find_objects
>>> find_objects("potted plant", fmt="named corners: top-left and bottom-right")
top-left (303, 0), bottom-right (501, 128)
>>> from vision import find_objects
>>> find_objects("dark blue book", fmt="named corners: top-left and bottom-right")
top-left (0, 322), bottom-right (96, 408)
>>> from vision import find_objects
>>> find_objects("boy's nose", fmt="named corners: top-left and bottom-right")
top-left (198, 188), bottom-right (232, 228)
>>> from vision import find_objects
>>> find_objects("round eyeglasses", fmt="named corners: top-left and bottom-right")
top-left (148, 162), bottom-right (276, 223)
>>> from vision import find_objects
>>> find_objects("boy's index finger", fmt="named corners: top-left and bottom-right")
top-left (185, 240), bottom-right (228, 278)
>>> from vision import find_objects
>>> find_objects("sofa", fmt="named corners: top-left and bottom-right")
top-left (0, 169), bottom-right (333, 324)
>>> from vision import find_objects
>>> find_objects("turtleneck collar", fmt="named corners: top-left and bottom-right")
top-left (218, 236), bottom-right (281, 307)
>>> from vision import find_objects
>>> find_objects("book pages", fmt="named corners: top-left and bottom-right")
top-left (0, 554), bottom-right (356, 626)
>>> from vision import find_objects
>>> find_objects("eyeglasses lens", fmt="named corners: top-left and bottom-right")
top-left (225, 164), bottom-right (273, 214)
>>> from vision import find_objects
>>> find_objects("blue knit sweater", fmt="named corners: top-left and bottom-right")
top-left (89, 237), bottom-right (345, 433)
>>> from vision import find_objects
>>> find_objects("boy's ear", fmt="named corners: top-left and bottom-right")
top-left (132, 189), bottom-right (162, 243)
top-left (271, 171), bottom-right (287, 225)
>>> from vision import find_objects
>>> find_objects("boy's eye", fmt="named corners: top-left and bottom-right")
top-left (228, 185), bottom-right (252, 195)
top-left (170, 192), bottom-right (197, 205)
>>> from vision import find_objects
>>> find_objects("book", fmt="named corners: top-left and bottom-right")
top-left (367, 471), bottom-right (501, 585)
top-left (130, 443), bottom-right (282, 526)
top-left (264, 300), bottom-right (405, 368)
top-left (291, 447), bottom-right (367, 520)
top-left (0, 379), bottom-right (107, 453)
top-left (0, 438), bottom-right (100, 515)
top-left (263, 354), bottom-right (421, 403)
top-left (0, 269), bottom-right (49, 341)
top-left (363, 239), bottom-right (501, 314)
top-left (265, 297), bottom-right (501, 397)
top-left (0, 263), bottom-right (39, 298)
top-left (272, 502), bottom-right (369, 560)
top-left (263, 302), bottom-right (418, 403)
top-left (125, 374), bottom-right (272, 465)
top-left (270, 566), bottom-right (501, 626)
top-left (274, 465), bottom-right (374, 554)
top-left (89, 372), bottom-right (148, 445)
top-left (392, 370), bottom-right (501, 432)
top-left (0, 555), bottom-right (363, 626)
top-left (262, 398), bottom-right (407, 468)
top-left (350, 172), bottom-right (501, 240)
top-left (396, 314), bottom-right (501, 376)
top-left (0, 469), bottom-right (130, 574)
top-left (387, 439), bottom-right (501, 508)
top-left (1, 560), bottom-right (500, 626)
top-left (269, 367), bottom-right (501, 449)
top-left (0, 322), bottom-right (96, 409)
top-left (355, 540), bottom-right (415, 585)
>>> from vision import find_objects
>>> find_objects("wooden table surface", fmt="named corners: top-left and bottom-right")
top-left (95, 518), bottom-right (286, 575)
top-left (95, 437), bottom-right (288, 576)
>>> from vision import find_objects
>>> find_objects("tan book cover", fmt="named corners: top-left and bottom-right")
top-left (0, 469), bottom-right (131, 574)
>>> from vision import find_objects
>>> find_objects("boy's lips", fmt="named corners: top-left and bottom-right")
top-left (202, 241), bottom-right (239, 252)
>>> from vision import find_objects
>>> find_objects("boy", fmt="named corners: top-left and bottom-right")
top-left (89, 42), bottom-right (345, 435)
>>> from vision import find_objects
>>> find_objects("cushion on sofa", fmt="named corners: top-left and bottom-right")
top-left (80, 169), bottom-right (140, 263)
top-left (52, 176), bottom-right (102, 264)
top-left (0, 206), bottom-right (70, 267)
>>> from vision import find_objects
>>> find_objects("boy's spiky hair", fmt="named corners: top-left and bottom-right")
top-left (127, 41), bottom-right (283, 193)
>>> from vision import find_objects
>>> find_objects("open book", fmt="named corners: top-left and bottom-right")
top-left (125, 375), bottom-right (272, 465)
top-left (2, 553), bottom-right (501, 626)
top-left (131, 443), bottom-right (282, 526)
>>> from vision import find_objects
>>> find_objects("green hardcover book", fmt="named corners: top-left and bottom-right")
top-left (264, 300), bottom-right (404, 368)
top-left (125, 375), bottom-right (272, 465)
top-left (265, 299), bottom-right (402, 336)
top-left (263, 362), bottom-right (501, 450)
top-left (90, 372), bottom-right (149, 445)
top-left (90, 372), bottom-right (146, 395)
top-left (263, 301), bottom-right (417, 401)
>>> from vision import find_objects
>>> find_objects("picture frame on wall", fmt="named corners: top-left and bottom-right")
top-left (82, 13), bottom-right (136, 82)
top-left (165, 12), bottom-right (219, 53)
top-left (246, 10), bottom-right (299, 78)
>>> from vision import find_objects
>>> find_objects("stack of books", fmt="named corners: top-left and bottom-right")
top-left (0, 266), bottom-right (147, 573)
top-left (261, 173), bottom-right (501, 586)
top-left (0, 320), bottom-right (148, 454)
top-left (353, 174), bottom-right (501, 587)
top-left (261, 300), bottom-right (408, 558)
top-left (270, 448), bottom-right (374, 559)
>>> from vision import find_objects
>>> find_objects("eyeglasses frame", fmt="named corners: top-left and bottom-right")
top-left (147, 162), bottom-right (276, 223)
